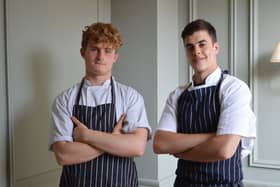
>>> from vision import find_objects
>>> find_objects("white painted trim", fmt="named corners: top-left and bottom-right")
top-left (5, 0), bottom-right (15, 186)
top-left (187, 0), bottom-right (196, 82)
top-left (250, 158), bottom-right (280, 169)
top-left (249, 0), bottom-right (257, 169)
top-left (229, 0), bottom-right (237, 75)
top-left (139, 177), bottom-right (280, 187)
top-left (158, 174), bottom-right (176, 187)
top-left (15, 168), bottom-right (61, 187)
top-left (138, 177), bottom-right (280, 187)
top-left (244, 179), bottom-right (280, 187)
top-left (188, 0), bottom-right (196, 21)
top-left (139, 178), bottom-right (158, 187)
top-left (249, 0), bottom-right (280, 169)
top-left (1, 0), bottom-right (10, 186)
top-left (139, 175), bottom-right (175, 187)
top-left (97, 0), bottom-right (111, 22)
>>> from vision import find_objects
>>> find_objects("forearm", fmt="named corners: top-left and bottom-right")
top-left (52, 141), bottom-right (103, 166)
top-left (175, 134), bottom-right (241, 162)
top-left (153, 130), bottom-right (215, 154)
top-left (80, 128), bottom-right (148, 157)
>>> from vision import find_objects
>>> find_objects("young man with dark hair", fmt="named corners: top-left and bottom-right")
top-left (153, 19), bottom-right (256, 187)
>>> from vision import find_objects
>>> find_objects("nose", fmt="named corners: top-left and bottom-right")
top-left (194, 46), bottom-right (201, 55)
top-left (97, 50), bottom-right (105, 60)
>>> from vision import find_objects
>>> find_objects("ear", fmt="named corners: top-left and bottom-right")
top-left (113, 52), bottom-right (119, 64)
top-left (213, 42), bottom-right (220, 55)
top-left (80, 48), bottom-right (85, 58)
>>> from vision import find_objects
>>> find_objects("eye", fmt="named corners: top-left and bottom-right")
top-left (105, 48), bottom-right (114, 54)
top-left (89, 47), bottom-right (98, 52)
top-left (185, 44), bottom-right (194, 50)
top-left (199, 43), bottom-right (206, 48)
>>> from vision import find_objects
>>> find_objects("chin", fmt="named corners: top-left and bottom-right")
top-left (193, 65), bottom-right (207, 72)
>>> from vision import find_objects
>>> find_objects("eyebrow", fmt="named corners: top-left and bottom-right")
top-left (185, 39), bottom-right (207, 48)
top-left (87, 45), bottom-right (114, 49)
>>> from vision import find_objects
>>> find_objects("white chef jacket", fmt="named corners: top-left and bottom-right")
top-left (158, 67), bottom-right (256, 158)
top-left (49, 77), bottom-right (151, 149)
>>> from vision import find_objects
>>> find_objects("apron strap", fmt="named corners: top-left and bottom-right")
top-left (216, 69), bottom-right (228, 93)
top-left (75, 77), bottom-right (85, 106)
top-left (110, 76), bottom-right (115, 105)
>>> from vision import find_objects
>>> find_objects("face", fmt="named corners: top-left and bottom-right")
top-left (184, 30), bottom-right (219, 80)
top-left (80, 41), bottom-right (118, 79)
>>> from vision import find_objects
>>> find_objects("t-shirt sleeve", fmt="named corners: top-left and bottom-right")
top-left (49, 94), bottom-right (74, 150)
top-left (121, 89), bottom-right (152, 139)
top-left (217, 78), bottom-right (256, 158)
top-left (157, 89), bottom-right (181, 132)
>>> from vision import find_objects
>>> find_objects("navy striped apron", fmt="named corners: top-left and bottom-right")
top-left (59, 77), bottom-right (138, 187)
top-left (174, 72), bottom-right (243, 187)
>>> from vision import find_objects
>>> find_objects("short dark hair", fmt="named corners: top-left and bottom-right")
top-left (181, 19), bottom-right (217, 43)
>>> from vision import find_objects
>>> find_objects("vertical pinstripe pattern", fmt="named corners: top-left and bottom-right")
top-left (59, 78), bottom-right (138, 187)
top-left (174, 72), bottom-right (243, 187)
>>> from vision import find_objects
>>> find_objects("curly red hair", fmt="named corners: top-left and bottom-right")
top-left (81, 22), bottom-right (123, 50)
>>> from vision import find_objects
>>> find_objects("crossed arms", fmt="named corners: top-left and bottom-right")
top-left (153, 130), bottom-right (240, 162)
top-left (152, 79), bottom-right (256, 162)
top-left (52, 115), bottom-right (148, 166)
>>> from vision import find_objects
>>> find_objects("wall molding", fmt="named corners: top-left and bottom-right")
top-left (15, 168), bottom-right (61, 187)
top-left (139, 178), bottom-right (158, 187)
top-left (229, 0), bottom-right (237, 75)
top-left (139, 177), bottom-right (280, 187)
top-left (139, 174), bottom-right (175, 187)
top-left (5, 0), bottom-right (15, 186)
top-left (6, 1), bottom-right (111, 187)
top-left (97, 0), bottom-right (111, 22)
top-left (244, 179), bottom-right (280, 187)
top-left (1, 0), bottom-right (10, 186)
top-left (187, 0), bottom-right (238, 79)
top-left (187, 0), bottom-right (196, 82)
top-left (188, 0), bottom-right (196, 21)
top-left (249, 0), bottom-right (280, 169)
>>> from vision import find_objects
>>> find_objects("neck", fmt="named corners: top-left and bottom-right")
top-left (193, 67), bottom-right (217, 84)
top-left (193, 74), bottom-right (206, 85)
top-left (85, 74), bottom-right (111, 85)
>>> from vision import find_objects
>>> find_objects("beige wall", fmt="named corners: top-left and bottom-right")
top-left (111, 0), bottom-right (159, 184)
top-left (1, 0), bottom-right (280, 186)
top-left (2, 0), bottom-right (110, 186)
top-left (112, 0), bottom-right (280, 186)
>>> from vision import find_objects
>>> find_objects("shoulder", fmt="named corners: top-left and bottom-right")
top-left (167, 84), bottom-right (189, 102)
top-left (53, 83), bottom-right (80, 106)
top-left (114, 81), bottom-right (144, 103)
top-left (223, 74), bottom-right (248, 86)
top-left (221, 74), bottom-right (251, 98)
top-left (114, 81), bottom-right (140, 94)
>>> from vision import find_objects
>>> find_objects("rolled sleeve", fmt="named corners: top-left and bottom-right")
top-left (217, 78), bottom-right (256, 158)
top-left (158, 88), bottom-right (184, 132)
top-left (121, 89), bottom-right (152, 139)
top-left (49, 96), bottom-right (74, 150)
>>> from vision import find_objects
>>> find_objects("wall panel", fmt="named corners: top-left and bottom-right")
top-left (5, 0), bottom-right (106, 186)
top-left (179, 0), bottom-right (280, 186)
top-left (0, 0), bottom-right (9, 186)
top-left (249, 0), bottom-right (280, 170)
top-left (196, 0), bottom-right (230, 71)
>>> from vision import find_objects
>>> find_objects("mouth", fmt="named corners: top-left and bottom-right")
top-left (193, 57), bottom-right (206, 63)
top-left (94, 61), bottom-right (106, 65)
